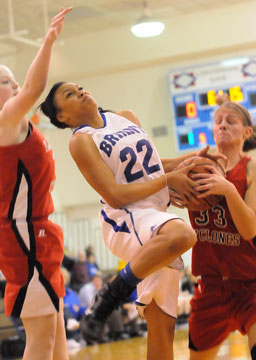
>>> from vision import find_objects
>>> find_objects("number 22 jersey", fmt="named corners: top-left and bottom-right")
top-left (73, 112), bottom-right (169, 211)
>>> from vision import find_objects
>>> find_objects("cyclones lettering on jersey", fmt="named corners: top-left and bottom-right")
top-left (195, 229), bottom-right (240, 246)
top-left (100, 125), bottom-right (145, 157)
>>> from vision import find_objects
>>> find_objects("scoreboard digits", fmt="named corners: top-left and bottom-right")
top-left (168, 57), bottom-right (256, 151)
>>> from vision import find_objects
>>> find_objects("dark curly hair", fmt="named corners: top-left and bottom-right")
top-left (40, 82), bottom-right (112, 129)
top-left (39, 82), bottom-right (68, 129)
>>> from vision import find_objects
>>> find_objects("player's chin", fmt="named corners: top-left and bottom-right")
top-left (215, 136), bottom-right (230, 145)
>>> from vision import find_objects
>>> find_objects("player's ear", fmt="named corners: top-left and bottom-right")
top-left (57, 111), bottom-right (69, 124)
top-left (243, 126), bottom-right (253, 140)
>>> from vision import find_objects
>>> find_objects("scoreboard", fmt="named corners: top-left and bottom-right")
top-left (168, 57), bottom-right (256, 151)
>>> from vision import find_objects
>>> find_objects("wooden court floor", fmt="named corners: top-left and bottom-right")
top-left (69, 329), bottom-right (250, 360)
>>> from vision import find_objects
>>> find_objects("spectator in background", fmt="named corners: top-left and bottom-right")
top-left (85, 253), bottom-right (99, 279)
top-left (122, 302), bottom-right (143, 338)
top-left (78, 273), bottom-right (103, 309)
top-left (176, 269), bottom-right (193, 328)
top-left (62, 247), bottom-right (75, 273)
top-left (79, 273), bottom-right (107, 343)
top-left (85, 245), bottom-right (94, 258)
top-left (70, 250), bottom-right (90, 293)
top-left (62, 267), bottom-right (86, 349)
top-left (180, 267), bottom-right (195, 294)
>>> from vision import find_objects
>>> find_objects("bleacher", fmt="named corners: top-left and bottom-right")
top-left (0, 299), bottom-right (16, 341)
top-left (0, 299), bottom-right (24, 359)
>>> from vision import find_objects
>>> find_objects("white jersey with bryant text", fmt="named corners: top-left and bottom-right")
top-left (73, 112), bottom-right (169, 211)
top-left (74, 112), bottom-right (183, 312)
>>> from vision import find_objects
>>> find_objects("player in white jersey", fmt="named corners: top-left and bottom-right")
top-left (74, 111), bottom-right (185, 320)
top-left (40, 82), bottom-right (221, 360)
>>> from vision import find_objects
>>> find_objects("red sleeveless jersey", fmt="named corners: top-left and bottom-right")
top-left (0, 124), bottom-right (55, 221)
top-left (189, 156), bottom-right (256, 280)
top-left (0, 125), bottom-right (64, 317)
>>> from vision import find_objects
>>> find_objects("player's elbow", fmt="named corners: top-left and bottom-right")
top-left (105, 192), bottom-right (131, 209)
top-left (107, 198), bottom-right (122, 209)
top-left (240, 220), bottom-right (256, 240)
top-left (243, 228), bottom-right (256, 241)
top-left (23, 81), bottom-right (46, 99)
top-left (106, 197), bottom-right (128, 209)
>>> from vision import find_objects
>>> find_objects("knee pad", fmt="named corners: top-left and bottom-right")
top-left (251, 344), bottom-right (256, 360)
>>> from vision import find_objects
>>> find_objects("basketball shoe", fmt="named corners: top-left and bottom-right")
top-left (81, 273), bottom-right (135, 343)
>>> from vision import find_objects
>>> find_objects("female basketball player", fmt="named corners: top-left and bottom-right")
top-left (177, 100), bottom-right (256, 360)
top-left (0, 8), bottom-right (71, 360)
top-left (39, 81), bottom-right (224, 359)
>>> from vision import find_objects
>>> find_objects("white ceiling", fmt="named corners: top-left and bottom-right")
top-left (0, 0), bottom-right (252, 48)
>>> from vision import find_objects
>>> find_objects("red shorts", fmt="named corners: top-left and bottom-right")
top-left (0, 219), bottom-right (65, 318)
top-left (189, 276), bottom-right (256, 351)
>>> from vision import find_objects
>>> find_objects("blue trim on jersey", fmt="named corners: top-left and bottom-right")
top-left (124, 208), bottom-right (143, 246)
top-left (72, 112), bottom-right (107, 134)
top-left (135, 300), bottom-right (146, 306)
top-left (129, 288), bottom-right (138, 302)
top-left (72, 124), bottom-right (88, 134)
top-left (101, 209), bottom-right (130, 233)
top-left (100, 112), bottom-right (106, 124)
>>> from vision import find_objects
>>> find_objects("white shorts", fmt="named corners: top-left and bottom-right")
top-left (100, 207), bottom-right (181, 318)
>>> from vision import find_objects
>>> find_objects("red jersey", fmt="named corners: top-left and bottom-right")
top-left (0, 124), bottom-right (64, 317)
top-left (189, 156), bottom-right (256, 280)
top-left (0, 124), bottom-right (55, 221)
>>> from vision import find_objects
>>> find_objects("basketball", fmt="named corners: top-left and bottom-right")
top-left (174, 156), bottom-right (225, 211)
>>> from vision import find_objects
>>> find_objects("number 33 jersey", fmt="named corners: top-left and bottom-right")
top-left (189, 156), bottom-right (256, 280)
top-left (73, 112), bottom-right (169, 211)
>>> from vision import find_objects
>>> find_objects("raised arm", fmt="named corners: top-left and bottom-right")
top-left (0, 8), bottom-right (72, 129)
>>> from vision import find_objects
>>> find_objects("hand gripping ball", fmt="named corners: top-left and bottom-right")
top-left (175, 156), bottom-right (226, 211)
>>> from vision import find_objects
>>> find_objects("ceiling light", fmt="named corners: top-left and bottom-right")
top-left (131, 1), bottom-right (165, 38)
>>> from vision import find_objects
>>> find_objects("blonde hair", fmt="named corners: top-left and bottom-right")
top-left (0, 64), bottom-right (13, 76)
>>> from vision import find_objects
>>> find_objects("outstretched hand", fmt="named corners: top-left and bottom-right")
top-left (46, 7), bottom-right (72, 43)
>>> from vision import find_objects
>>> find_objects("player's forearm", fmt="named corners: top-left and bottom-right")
top-left (225, 186), bottom-right (256, 240)
top-left (104, 175), bottom-right (167, 208)
top-left (161, 151), bottom-right (197, 173)
top-left (22, 38), bottom-right (54, 97)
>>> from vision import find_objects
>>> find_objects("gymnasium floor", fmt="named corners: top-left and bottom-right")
top-left (68, 328), bottom-right (250, 360)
